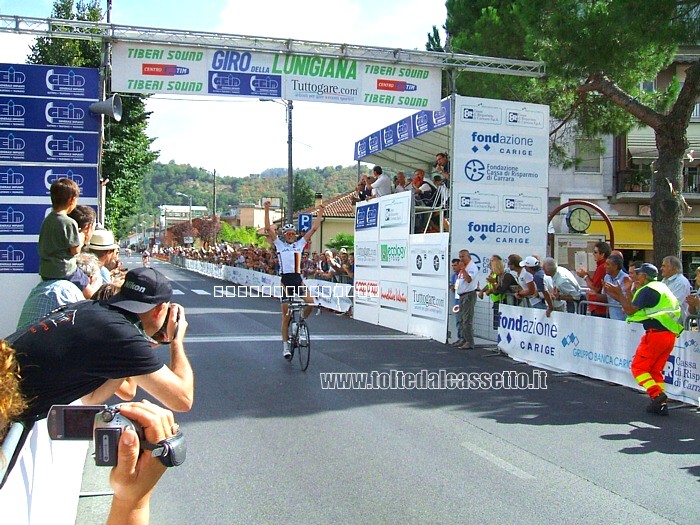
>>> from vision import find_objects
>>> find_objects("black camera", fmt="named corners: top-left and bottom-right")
top-left (48, 404), bottom-right (144, 466)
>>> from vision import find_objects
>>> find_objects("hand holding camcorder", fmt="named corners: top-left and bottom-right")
top-left (48, 403), bottom-right (186, 468)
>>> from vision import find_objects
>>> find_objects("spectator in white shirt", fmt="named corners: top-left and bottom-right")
top-left (661, 255), bottom-right (691, 322)
top-left (368, 165), bottom-right (393, 198)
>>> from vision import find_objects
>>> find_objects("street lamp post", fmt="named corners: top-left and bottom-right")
top-left (260, 98), bottom-right (294, 224)
top-left (176, 191), bottom-right (193, 226)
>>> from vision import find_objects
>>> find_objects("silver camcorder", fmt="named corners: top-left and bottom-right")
top-left (48, 404), bottom-right (143, 467)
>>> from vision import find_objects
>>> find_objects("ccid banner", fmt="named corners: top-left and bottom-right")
top-left (0, 63), bottom-right (99, 99)
top-left (0, 165), bottom-right (98, 199)
top-left (0, 63), bottom-right (100, 276)
top-left (111, 43), bottom-right (442, 111)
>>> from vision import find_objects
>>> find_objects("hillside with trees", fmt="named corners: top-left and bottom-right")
top-left (122, 161), bottom-right (374, 237)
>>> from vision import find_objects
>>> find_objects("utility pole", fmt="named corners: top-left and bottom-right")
top-left (213, 169), bottom-right (217, 218)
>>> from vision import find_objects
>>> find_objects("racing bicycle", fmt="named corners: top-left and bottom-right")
top-left (287, 297), bottom-right (311, 371)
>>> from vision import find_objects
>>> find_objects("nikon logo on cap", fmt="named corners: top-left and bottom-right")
top-left (124, 281), bottom-right (146, 293)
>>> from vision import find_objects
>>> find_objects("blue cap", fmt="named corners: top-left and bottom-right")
top-left (633, 263), bottom-right (658, 279)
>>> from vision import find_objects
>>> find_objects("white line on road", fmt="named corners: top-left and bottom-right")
top-left (171, 289), bottom-right (185, 295)
top-left (460, 441), bottom-right (536, 480)
top-left (192, 289), bottom-right (211, 295)
top-left (184, 334), bottom-right (424, 343)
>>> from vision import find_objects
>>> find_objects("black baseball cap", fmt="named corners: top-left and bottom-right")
top-left (107, 267), bottom-right (173, 313)
top-left (633, 262), bottom-right (658, 279)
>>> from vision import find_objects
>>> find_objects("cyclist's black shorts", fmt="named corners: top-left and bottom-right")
top-left (280, 273), bottom-right (306, 302)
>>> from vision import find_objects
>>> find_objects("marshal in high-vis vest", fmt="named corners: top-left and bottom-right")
top-left (604, 263), bottom-right (683, 416)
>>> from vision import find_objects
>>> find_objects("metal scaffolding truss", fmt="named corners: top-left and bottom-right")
top-left (0, 15), bottom-right (545, 78)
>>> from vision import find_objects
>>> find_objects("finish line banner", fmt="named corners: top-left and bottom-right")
top-left (497, 304), bottom-right (700, 404)
top-left (111, 42), bottom-right (442, 110)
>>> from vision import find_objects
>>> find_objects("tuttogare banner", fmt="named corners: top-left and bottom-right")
top-left (498, 304), bottom-right (700, 404)
top-left (111, 42), bottom-right (442, 110)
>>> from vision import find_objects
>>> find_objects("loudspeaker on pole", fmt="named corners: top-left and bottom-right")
top-left (89, 93), bottom-right (122, 122)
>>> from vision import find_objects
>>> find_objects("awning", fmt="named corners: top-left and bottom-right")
top-left (588, 219), bottom-right (700, 250)
top-left (354, 97), bottom-right (452, 172)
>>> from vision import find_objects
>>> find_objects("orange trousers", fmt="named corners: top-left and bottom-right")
top-left (631, 329), bottom-right (676, 399)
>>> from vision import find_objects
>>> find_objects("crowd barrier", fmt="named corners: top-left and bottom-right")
top-left (171, 257), bottom-right (700, 405)
top-left (170, 256), bottom-right (352, 313)
top-left (0, 418), bottom-right (88, 525)
top-left (497, 304), bottom-right (700, 404)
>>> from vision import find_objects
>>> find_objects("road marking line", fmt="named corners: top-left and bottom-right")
top-left (460, 441), bottom-right (535, 480)
top-left (171, 289), bottom-right (185, 295)
top-left (192, 289), bottom-right (211, 295)
top-left (184, 334), bottom-right (422, 343)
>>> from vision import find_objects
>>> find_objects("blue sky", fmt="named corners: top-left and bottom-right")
top-left (0, 0), bottom-right (448, 179)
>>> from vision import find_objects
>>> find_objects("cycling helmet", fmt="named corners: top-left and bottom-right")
top-left (280, 223), bottom-right (296, 234)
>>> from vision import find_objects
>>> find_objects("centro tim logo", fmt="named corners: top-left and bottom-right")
top-left (381, 244), bottom-right (406, 262)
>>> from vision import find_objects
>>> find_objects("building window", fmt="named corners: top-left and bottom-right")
top-left (641, 79), bottom-right (655, 93)
top-left (686, 166), bottom-right (699, 193)
top-left (574, 138), bottom-right (602, 174)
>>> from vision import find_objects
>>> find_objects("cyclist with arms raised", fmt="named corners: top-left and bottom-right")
top-left (264, 201), bottom-right (324, 360)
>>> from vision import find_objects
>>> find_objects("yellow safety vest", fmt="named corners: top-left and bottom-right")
top-left (485, 272), bottom-right (504, 303)
top-left (626, 280), bottom-right (684, 336)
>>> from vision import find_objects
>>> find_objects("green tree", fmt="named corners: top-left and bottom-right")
top-left (440, 0), bottom-right (700, 263)
top-left (28, 0), bottom-right (158, 235)
top-left (292, 174), bottom-right (315, 212)
top-left (325, 233), bottom-right (354, 251)
top-left (222, 226), bottom-right (266, 247)
top-left (217, 221), bottom-right (236, 243)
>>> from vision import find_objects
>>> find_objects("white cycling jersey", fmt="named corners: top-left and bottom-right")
top-left (273, 237), bottom-right (307, 274)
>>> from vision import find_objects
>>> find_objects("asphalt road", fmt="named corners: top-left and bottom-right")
top-left (76, 257), bottom-right (700, 525)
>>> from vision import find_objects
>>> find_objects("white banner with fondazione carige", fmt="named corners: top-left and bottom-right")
top-left (498, 304), bottom-right (700, 404)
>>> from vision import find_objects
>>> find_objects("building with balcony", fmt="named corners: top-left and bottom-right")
top-left (551, 47), bottom-right (700, 272)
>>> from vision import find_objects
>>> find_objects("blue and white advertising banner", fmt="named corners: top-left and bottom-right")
top-left (354, 98), bottom-right (450, 160)
top-left (380, 190), bottom-right (411, 229)
top-left (0, 204), bottom-right (51, 235)
top-left (452, 96), bottom-right (549, 188)
top-left (0, 130), bottom-right (99, 164)
top-left (0, 63), bottom-right (99, 99)
top-left (112, 43), bottom-right (442, 110)
top-left (0, 242), bottom-right (38, 273)
top-left (0, 97), bottom-right (100, 132)
top-left (498, 304), bottom-right (700, 404)
top-left (0, 63), bottom-right (100, 279)
top-left (450, 184), bottom-right (548, 279)
top-left (355, 201), bottom-right (379, 230)
top-left (0, 165), bottom-right (98, 198)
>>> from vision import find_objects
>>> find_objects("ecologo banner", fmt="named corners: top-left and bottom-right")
top-left (112, 43), bottom-right (442, 110)
top-left (380, 240), bottom-right (408, 267)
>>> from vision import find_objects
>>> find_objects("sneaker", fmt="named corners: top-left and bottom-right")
top-left (646, 393), bottom-right (669, 415)
top-left (459, 343), bottom-right (474, 350)
top-left (283, 341), bottom-right (292, 360)
top-left (451, 340), bottom-right (465, 347)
